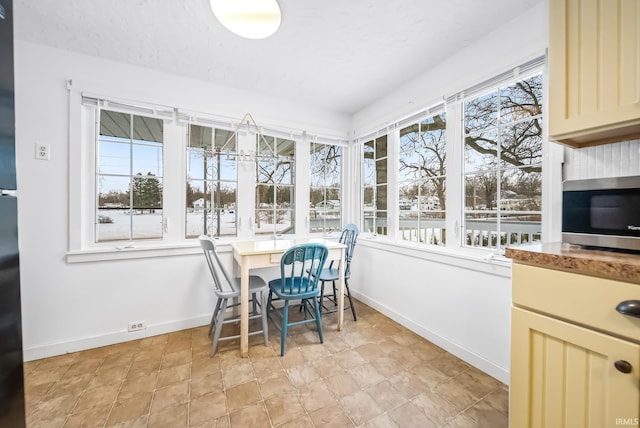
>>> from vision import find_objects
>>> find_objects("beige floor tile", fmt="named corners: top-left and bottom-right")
top-left (226, 380), bottom-right (262, 412)
top-left (189, 391), bottom-right (227, 426)
top-left (251, 357), bottom-right (283, 380)
top-left (323, 369), bottom-right (360, 399)
top-left (157, 362), bottom-right (190, 388)
top-left (407, 362), bottom-right (449, 389)
top-left (109, 413), bottom-right (149, 428)
top-left (334, 349), bottom-right (366, 369)
top-left (442, 413), bottom-right (480, 428)
top-left (222, 361), bottom-right (255, 388)
top-left (45, 373), bottom-right (92, 399)
top-left (28, 394), bottom-right (79, 425)
top-left (88, 365), bottom-right (129, 389)
top-left (388, 371), bottom-right (431, 401)
top-left (360, 413), bottom-right (399, 428)
top-left (411, 390), bottom-right (460, 426)
top-left (118, 372), bottom-right (158, 400)
top-left (147, 402), bottom-right (189, 428)
top-left (463, 400), bottom-right (508, 428)
top-left (481, 384), bottom-right (509, 414)
top-left (228, 402), bottom-right (270, 428)
top-left (285, 362), bottom-right (320, 388)
top-left (191, 372), bottom-right (224, 399)
top-left (427, 353), bottom-right (471, 377)
top-left (64, 405), bottom-right (112, 428)
top-left (308, 402), bottom-right (354, 427)
top-left (162, 349), bottom-right (193, 369)
top-left (388, 401), bottom-right (438, 428)
top-left (276, 414), bottom-right (315, 428)
top-left (64, 358), bottom-right (103, 377)
top-left (297, 379), bottom-right (337, 413)
top-left (349, 363), bottom-right (386, 389)
top-left (365, 380), bottom-right (407, 412)
top-left (264, 392), bottom-right (306, 426)
top-left (74, 382), bottom-right (121, 412)
top-left (191, 356), bottom-right (221, 379)
top-left (106, 392), bottom-right (152, 426)
top-left (258, 371), bottom-right (296, 399)
top-left (339, 390), bottom-right (384, 426)
top-left (150, 381), bottom-right (189, 414)
top-left (456, 368), bottom-right (502, 399)
top-left (127, 359), bottom-right (161, 380)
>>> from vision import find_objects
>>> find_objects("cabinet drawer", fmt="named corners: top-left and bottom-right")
top-left (513, 264), bottom-right (640, 343)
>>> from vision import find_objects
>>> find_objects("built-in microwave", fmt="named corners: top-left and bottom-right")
top-left (562, 176), bottom-right (640, 252)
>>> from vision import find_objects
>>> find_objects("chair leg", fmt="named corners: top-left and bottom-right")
top-left (345, 279), bottom-right (357, 321)
top-left (209, 298), bottom-right (222, 337)
top-left (261, 289), bottom-right (269, 346)
top-left (313, 297), bottom-right (324, 344)
top-left (332, 281), bottom-right (338, 307)
top-left (319, 281), bottom-right (326, 313)
top-left (212, 298), bottom-right (228, 355)
top-left (280, 301), bottom-right (289, 356)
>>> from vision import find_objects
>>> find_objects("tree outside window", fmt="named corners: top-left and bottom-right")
top-left (255, 136), bottom-right (295, 235)
top-left (96, 110), bottom-right (164, 242)
top-left (310, 142), bottom-right (341, 233)
top-left (463, 73), bottom-right (543, 250)
top-left (186, 125), bottom-right (237, 238)
top-left (398, 113), bottom-right (446, 245)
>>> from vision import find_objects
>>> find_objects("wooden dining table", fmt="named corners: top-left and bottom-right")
top-left (230, 237), bottom-right (347, 357)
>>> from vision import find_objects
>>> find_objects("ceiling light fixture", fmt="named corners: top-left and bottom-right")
top-left (210, 0), bottom-right (282, 40)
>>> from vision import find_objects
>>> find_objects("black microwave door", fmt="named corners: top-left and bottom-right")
top-left (563, 189), bottom-right (640, 236)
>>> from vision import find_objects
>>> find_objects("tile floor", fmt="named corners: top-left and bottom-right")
top-left (23, 301), bottom-right (509, 427)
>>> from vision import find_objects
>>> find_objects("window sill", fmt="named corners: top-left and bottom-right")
top-left (356, 235), bottom-right (513, 277)
top-left (66, 242), bottom-right (204, 263)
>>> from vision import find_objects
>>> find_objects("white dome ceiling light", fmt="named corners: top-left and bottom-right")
top-left (210, 0), bottom-right (282, 40)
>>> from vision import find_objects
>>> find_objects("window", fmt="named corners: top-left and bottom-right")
top-left (186, 124), bottom-right (237, 238)
top-left (463, 73), bottom-right (543, 250)
top-left (96, 110), bottom-right (164, 242)
top-left (255, 135), bottom-right (296, 235)
top-left (398, 112), bottom-right (447, 245)
top-left (309, 142), bottom-right (342, 233)
top-left (363, 135), bottom-right (388, 236)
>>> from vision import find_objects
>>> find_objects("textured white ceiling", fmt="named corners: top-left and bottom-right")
top-left (14, 0), bottom-right (543, 115)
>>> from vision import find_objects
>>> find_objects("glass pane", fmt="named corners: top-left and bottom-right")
top-left (97, 176), bottom-right (131, 242)
top-left (465, 212), bottom-right (498, 248)
top-left (98, 140), bottom-right (130, 175)
top-left (133, 116), bottom-right (163, 143)
top-left (500, 74), bottom-right (543, 124)
top-left (208, 153), bottom-right (237, 182)
top-left (465, 128), bottom-right (498, 173)
top-left (501, 169), bottom-right (542, 211)
top-left (257, 158), bottom-right (276, 184)
top-left (465, 173), bottom-right (498, 211)
top-left (132, 143), bottom-right (162, 177)
top-left (214, 129), bottom-right (236, 152)
top-left (464, 90), bottom-right (498, 132)
top-left (131, 174), bottom-right (163, 210)
top-left (376, 185), bottom-right (387, 210)
top-left (500, 119), bottom-right (543, 168)
top-left (131, 209), bottom-right (163, 240)
top-left (363, 158), bottom-right (376, 187)
top-left (276, 185), bottom-right (293, 208)
top-left (375, 136), bottom-right (387, 158)
top-left (277, 138), bottom-right (295, 157)
top-left (187, 150), bottom-right (210, 180)
top-left (375, 159), bottom-right (387, 184)
top-left (256, 184), bottom-right (274, 207)
top-left (275, 157), bottom-right (293, 185)
top-left (363, 187), bottom-right (374, 207)
top-left (374, 211), bottom-right (388, 236)
top-left (100, 111), bottom-right (130, 139)
top-left (363, 140), bottom-right (374, 160)
top-left (257, 135), bottom-right (275, 157)
top-left (501, 213), bottom-right (542, 247)
top-left (420, 178), bottom-right (446, 211)
top-left (189, 125), bottom-right (212, 150)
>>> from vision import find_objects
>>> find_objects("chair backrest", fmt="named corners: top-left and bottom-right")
top-left (199, 236), bottom-right (237, 297)
top-left (279, 243), bottom-right (328, 296)
top-left (338, 224), bottom-right (359, 278)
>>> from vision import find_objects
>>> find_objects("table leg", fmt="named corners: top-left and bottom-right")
top-left (337, 247), bottom-right (345, 331)
top-left (240, 256), bottom-right (249, 357)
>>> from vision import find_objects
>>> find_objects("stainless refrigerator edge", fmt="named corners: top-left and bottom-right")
top-left (0, 0), bottom-right (26, 426)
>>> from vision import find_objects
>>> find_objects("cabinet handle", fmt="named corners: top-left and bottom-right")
top-left (615, 360), bottom-right (633, 374)
top-left (616, 300), bottom-right (640, 318)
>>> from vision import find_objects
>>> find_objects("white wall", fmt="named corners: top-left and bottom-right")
top-left (14, 41), bottom-right (350, 360)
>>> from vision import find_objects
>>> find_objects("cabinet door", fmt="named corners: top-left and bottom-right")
top-left (511, 307), bottom-right (640, 428)
top-left (548, 0), bottom-right (640, 146)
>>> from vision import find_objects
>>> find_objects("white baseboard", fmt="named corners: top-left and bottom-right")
top-left (23, 315), bottom-right (211, 362)
top-left (351, 290), bottom-right (510, 384)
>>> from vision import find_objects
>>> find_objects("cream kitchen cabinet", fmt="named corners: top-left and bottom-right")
top-left (510, 263), bottom-right (640, 428)
top-left (548, 0), bottom-right (640, 147)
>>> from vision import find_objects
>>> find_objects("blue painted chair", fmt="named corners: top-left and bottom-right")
top-left (267, 243), bottom-right (328, 356)
top-left (317, 224), bottom-right (359, 321)
top-left (199, 236), bottom-right (269, 355)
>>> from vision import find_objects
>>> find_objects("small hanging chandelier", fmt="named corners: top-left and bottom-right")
top-left (210, 0), bottom-right (282, 40)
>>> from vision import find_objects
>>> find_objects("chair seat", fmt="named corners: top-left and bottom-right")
top-left (316, 267), bottom-right (352, 282)
top-left (268, 277), bottom-right (320, 300)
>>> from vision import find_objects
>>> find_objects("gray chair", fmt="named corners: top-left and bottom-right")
top-left (317, 224), bottom-right (359, 321)
top-left (199, 236), bottom-right (269, 355)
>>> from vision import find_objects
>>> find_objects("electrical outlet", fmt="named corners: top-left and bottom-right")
top-left (35, 143), bottom-right (50, 160)
top-left (127, 321), bottom-right (146, 332)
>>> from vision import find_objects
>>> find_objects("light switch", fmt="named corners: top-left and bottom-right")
top-left (35, 143), bottom-right (50, 160)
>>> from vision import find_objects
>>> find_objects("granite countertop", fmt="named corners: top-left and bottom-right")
top-left (505, 242), bottom-right (640, 284)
